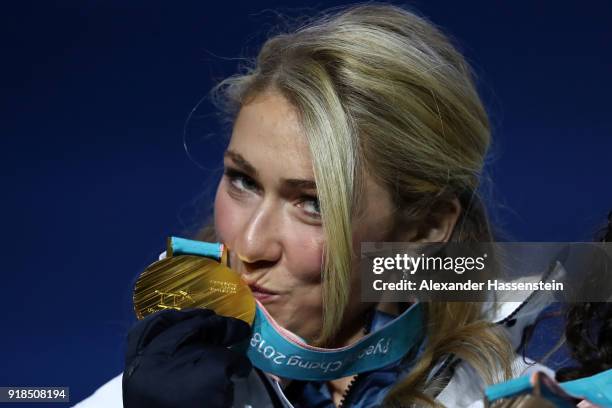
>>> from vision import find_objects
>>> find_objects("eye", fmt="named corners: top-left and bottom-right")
top-left (224, 168), bottom-right (259, 193)
top-left (299, 195), bottom-right (321, 218)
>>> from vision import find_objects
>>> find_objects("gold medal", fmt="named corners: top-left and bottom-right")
top-left (132, 240), bottom-right (256, 325)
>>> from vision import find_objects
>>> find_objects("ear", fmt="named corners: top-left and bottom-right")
top-left (392, 198), bottom-right (462, 243)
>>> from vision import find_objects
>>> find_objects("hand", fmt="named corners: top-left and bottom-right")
top-left (122, 308), bottom-right (252, 408)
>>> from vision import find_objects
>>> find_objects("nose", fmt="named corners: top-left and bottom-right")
top-left (232, 200), bottom-right (283, 272)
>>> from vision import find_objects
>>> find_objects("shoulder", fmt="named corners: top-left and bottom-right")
top-left (72, 373), bottom-right (123, 407)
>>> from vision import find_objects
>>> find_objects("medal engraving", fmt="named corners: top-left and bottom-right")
top-left (133, 252), bottom-right (255, 325)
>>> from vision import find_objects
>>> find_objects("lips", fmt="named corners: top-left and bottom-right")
top-left (247, 282), bottom-right (277, 295)
top-left (243, 280), bottom-right (281, 303)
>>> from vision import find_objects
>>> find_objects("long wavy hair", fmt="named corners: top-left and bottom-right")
top-left (196, 3), bottom-right (514, 406)
top-left (555, 211), bottom-right (612, 382)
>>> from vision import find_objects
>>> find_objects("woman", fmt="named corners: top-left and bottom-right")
top-left (76, 3), bottom-right (550, 407)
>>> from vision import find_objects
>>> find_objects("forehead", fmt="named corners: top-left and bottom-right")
top-left (228, 92), bottom-right (314, 178)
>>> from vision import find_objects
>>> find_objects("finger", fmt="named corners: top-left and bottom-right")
top-left (174, 314), bottom-right (251, 351)
top-left (148, 313), bottom-right (251, 356)
top-left (126, 308), bottom-right (214, 359)
top-left (186, 345), bottom-right (252, 378)
top-left (143, 310), bottom-right (230, 355)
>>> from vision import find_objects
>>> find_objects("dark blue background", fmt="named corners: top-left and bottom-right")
top-left (2, 1), bottom-right (610, 406)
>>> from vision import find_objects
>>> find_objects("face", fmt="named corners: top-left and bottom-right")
top-left (214, 91), bottom-right (398, 343)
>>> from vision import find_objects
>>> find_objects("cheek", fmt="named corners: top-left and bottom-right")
top-left (283, 225), bottom-right (325, 285)
top-left (213, 182), bottom-right (241, 246)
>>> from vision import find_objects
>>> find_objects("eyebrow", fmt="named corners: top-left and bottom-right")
top-left (224, 149), bottom-right (317, 191)
top-left (284, 179), bottom-right (317, 190)
top-left (224, 150), bottom-right (257, 176)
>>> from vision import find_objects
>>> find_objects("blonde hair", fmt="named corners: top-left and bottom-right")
top-left (198, 3), bottom-right (513, 405)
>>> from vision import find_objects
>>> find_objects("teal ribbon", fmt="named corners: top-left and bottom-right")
top-left (169, 236), bottom-right (224, 261)
top-left (485, 369), bottom-right (612, 407)
top-left (247, 302), bottom-right (424, 380)
top-left (562, 370), bottom-right (612, 407)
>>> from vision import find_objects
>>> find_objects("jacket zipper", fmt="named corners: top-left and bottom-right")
top-left (337, 374), bottom-right (359, 408)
